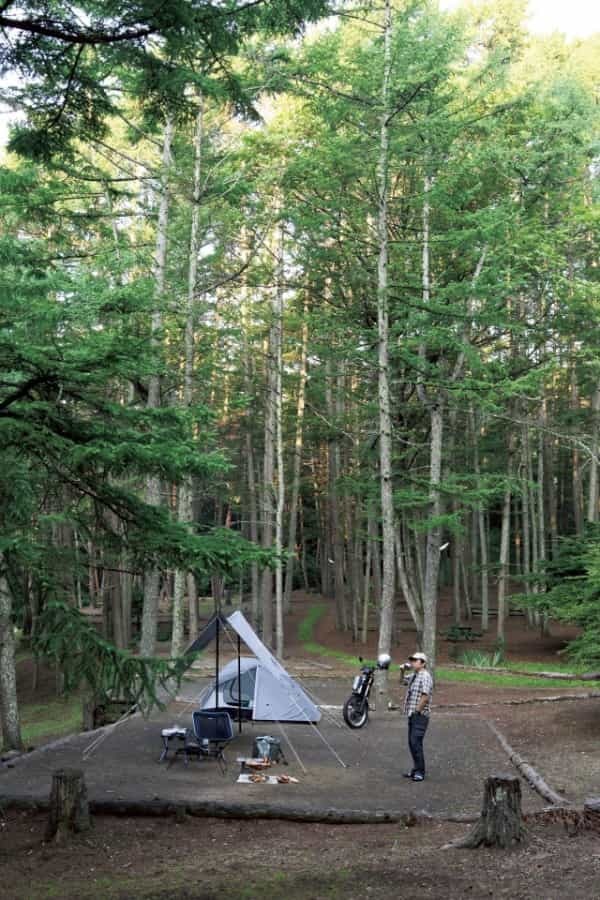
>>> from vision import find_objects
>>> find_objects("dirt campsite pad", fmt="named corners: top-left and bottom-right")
top-left (1, 677), bottom-right (548, 819)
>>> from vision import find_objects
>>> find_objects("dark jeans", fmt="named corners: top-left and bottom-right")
top-left (408, 712), bottom-right (429, 776)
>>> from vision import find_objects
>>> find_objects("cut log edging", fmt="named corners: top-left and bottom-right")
top-left (2, 792), bottom-right (593, 830)
top-left (485, 719), bottom-right (569, 807)
top-left (439, 691), bottom-right (600, 709)
top-left (446, 664), bottom-right (600, 681)
top-left (0, 793), bottom-right (476, 824)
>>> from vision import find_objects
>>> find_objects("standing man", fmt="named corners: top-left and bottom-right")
top-left (403, 652), bottom-right (433, 782)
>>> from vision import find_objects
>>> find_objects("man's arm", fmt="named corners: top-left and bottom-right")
top-left (414, 672), bottom-right (431, 713)
top-left (415, 692), bottom-right (429, 714)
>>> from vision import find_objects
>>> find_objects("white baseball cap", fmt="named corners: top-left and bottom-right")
top-left (409, 652), bottom-right (428, 663)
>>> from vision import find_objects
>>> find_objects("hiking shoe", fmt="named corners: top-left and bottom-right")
top-left (411, 773), bottom-right (425, 782)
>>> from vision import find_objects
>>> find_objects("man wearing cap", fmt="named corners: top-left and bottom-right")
top-left (403, 652), bottom-right (433, 782)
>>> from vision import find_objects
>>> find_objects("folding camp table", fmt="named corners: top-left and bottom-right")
top-left (159, 726), bottom-right (188, 762)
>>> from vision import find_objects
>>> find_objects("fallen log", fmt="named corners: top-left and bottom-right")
top-left (445, 664), bottom-right (600, 681)
top-left (2, 792), bottom-right (593, 829)
top-left (485, 721), bottom-right (569, 807)
top-left (0, 794), bottom-right (477, 825)
top-left (440, 691), bottom-right (600, 709)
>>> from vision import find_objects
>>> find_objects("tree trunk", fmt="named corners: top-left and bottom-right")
top-left (246, 430), bottom-right (260, 627)
top-left (326, 360), bottom-right (347, 631)
top-left (361, 509), bottom-right (374, 644)
top-left (422, 404), bottom-right (443, 670)
top-left (274, 223), bottom-right (285, 660)
top-left (521, 430), bottom-right (533, 625)
top-left (187, 573), bottom-right (198, 638)
top-left (46, 769), bottom-right (91, 842)
top-left (497, 436), bottom-right (514, 643)
top-left (452, 775), bottom-right (526, 849)
top-left (284, 301), bottom-right (309, 615)
top-left (395, 529), bottom-right (423, 640)
top-left (261, 288), bottom-right (277, 645)
top-left (0, 563), bottom-right (22, 752)
top-left (172, 101), bottom-right (203, 659)
top-left (140, 115), bottom-right (174, 658)
top-left (587, 382), bottom-right (600, 523)
top-left (375, 0), bottom-right (395, 698)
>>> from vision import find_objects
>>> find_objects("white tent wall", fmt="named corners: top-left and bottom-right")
top-left (253, 665), bottom-right (319, 723)
top-left (197, 612), bottom-right (321, 724)
top-left (226, 611), bottom-right (321, 724)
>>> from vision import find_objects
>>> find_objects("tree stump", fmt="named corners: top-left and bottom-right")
top-left (584, 798), bottom-right (600, 832)
top-left (46, 768), bottom-right (91, 842)
top-left (452, 775), bottom-right (526, 849)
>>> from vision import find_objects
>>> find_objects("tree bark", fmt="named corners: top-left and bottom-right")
top-left (284, 301), bottom-right (309, 615)
top-left (587, 382), bottom-right (600, 523)
top-left (375, 0), bottom-right (395, 697)
top-left (172, 100), bottom-right (204, 659)
top-left (422, 404), bottom-right (443, 669)
top-left (451, 775), bottom-right (526, 849)
top-left (361, 508), bottom-right (374, 644)
top-left (261, 251), bottom-right (278, 645)
top-left (326, 359), bottom-right (347, 631)
top-left (274, 223), bottom-right (285, 660)
top-left (395, 528), bottom-right (423, 640)
top-left (140, 115), bottom-right (174, 658)
top-left (521, 430), bottom-right (532, 624)
top-left (497, 435), bottom-right (514, 643)
top-left (46, 769), bottom-right (91, 842)
top-left (187, 573), bottom-right (198, 639)
top-left (0, 561), bottom-right (22, 752)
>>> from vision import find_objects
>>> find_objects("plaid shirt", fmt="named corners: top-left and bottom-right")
top-left (403, 669), bottom-right (433, 717)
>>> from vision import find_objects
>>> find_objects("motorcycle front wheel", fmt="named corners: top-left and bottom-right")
top-left (343, 695), bottom-right (369, 728)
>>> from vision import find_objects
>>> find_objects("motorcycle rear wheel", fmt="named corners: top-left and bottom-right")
top-left (343, 695), bottom-right (369, 728)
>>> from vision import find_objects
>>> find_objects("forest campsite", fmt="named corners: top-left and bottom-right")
top-left (1, 1), bottom-right (600, 898)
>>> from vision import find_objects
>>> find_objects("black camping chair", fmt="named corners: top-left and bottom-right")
top-left (174, 710), bottom-right (234, 774)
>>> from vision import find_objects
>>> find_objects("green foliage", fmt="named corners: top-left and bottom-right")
top-left (458, 648), bottom-right (506, 668)
top-left (1, 0), bottom-right (331, 159)
top-left (34, 601), bottom-right (193, 713)
top-left (443, 624), bottom-right (483, 642)
top-left (523, 526), bottom-right (600, 667)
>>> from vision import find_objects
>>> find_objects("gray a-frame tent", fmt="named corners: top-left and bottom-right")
top-left (186, 610), bottom-right (345, 768)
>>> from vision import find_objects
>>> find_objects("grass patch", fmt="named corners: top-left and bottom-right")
top-left (296, 606), bottom-right (600, 689)
top-left (433, 667), bottom-right (600, 689)
top-left (20, 695), bottom-right (83, 746)
top-left (297, 602), bottom-right (328, 643)
top-left (502, 659), bottom-right (593, 674)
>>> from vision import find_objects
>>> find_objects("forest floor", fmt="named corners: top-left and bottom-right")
top-left (2, 811), bottom-right (600, 899)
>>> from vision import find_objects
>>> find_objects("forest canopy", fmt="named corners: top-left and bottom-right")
top-left (0, 0), bottom-right (599, 751)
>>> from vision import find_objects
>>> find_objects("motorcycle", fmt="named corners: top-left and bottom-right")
top-left (342, 653), bottom-right (392, 728)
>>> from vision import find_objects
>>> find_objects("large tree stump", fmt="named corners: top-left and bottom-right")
top-left (45, 768), bottom-right (91, 842)
top-left (452, 775), bottom-right (526, 849)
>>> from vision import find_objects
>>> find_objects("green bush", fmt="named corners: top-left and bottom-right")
top-left (458, 648), bottom-right (505, 668)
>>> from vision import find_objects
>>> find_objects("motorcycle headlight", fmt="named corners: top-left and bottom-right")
top-left (377, 653), bottom-right (391, 669)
